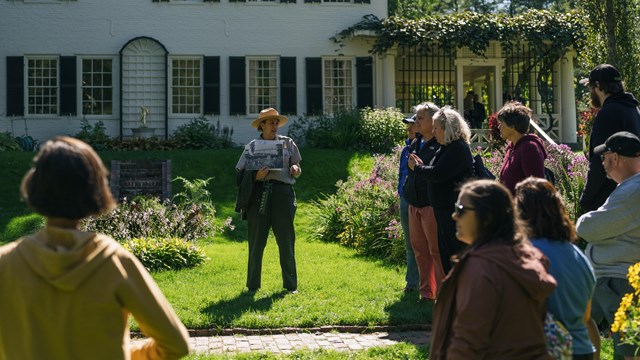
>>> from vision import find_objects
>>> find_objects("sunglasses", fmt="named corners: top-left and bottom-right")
top-left (600, 151), bottom-right (613, 161)
top-left (454, 202), bottom-right (475, 217)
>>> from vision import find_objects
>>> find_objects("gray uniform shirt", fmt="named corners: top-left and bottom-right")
top-left (236, 135), bottom-right (301, 185)
top-left (576, 172), bottom-right (640, 279)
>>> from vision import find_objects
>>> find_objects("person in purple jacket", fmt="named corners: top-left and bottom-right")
top-left (497, 101), bottom-right (547, 194)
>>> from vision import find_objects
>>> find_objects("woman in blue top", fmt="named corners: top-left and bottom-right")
top-left (515, 177), bottom-right (598, 360)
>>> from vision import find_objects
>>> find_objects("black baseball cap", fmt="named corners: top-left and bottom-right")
top-left (594, 131), bottom-right (640, 157)
top-left (579, 64), bottom-right (622, 86)
top-left (402, 114), bottom-right (416, 124)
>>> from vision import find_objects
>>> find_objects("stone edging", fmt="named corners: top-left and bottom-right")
top-left (132, 324), bottom-right (431, 338)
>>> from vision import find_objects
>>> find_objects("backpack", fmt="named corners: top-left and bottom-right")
top-left (544, 167), bottom-right (556, 186)
top-left (472, 154), bottom-right (496, 180)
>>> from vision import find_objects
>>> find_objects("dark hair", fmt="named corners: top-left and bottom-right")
top-left (459, 179), bottom-right (523, 248)
top-left (515, 177), bottom-right (577, 242)
top-left (497, 101), bottom-right (532, 134)
top-left (20, 136), bottom-right (116, 220)
top-left (597, 81), bottom-right (626, 95)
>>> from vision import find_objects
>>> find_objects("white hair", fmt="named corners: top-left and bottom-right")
top-left (433, 106), bottom-right (471, 145)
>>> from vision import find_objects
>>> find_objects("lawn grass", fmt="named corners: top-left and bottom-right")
top-left (184, 343), bottom-right (428, 359)
top-left (0, 148), bottom-right (431, 330)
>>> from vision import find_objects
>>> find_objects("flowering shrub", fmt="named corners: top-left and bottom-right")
top-left (578, 108), bottom-right (598, 150)
top-left (543, 143), bottom-right (589, 220)
top-left (81, 177), bottom-right (233, 242)
top-left (611, 262), bottom-right (640, 351)
top-left (487, 112), bottom-right (506, 149)
top-left (482, 142), bottom-right (588, 221)
top-left (314, 146), bottom-right (405, 264)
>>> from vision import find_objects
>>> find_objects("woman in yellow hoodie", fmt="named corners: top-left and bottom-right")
top-left (0, 136), bottom-right (190, 360)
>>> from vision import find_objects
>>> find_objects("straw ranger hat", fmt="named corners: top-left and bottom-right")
top-left (251, 108), bottom-right (288, 129)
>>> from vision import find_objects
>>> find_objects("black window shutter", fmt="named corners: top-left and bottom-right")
top-left (203, 0), bottom-right (219, 2)
top-left (6, 56), bottom-right (24, 116)
top-left (304, 0), bottom-right (320, 3)
top-left (229, 57), bottom-right (246, 115)
top-left (60, 56), bottom-right (77, 116)
top-left (354, 0), bottom-right (370, 3)
top-left (203, 56), bottom-right (220, 115)
top-left (280, 0), bottom-right (296, 3)
top-left (356, 57), bottom-right (373, 109)
top-left (306, 58), bottom-right (322, 115)
top-left (280, 57), bottom-right (296, 115)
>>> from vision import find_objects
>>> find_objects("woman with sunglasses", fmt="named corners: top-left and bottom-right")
top-left (516, 177), bottom-right (598, 360)
top-left (430, 179), bottom-right (556, 359)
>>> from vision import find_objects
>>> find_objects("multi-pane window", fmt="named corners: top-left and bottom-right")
top-left (82, 58), bottom-right (113, 115)
top-left (323, 0), bottom-right (351, 2)
top-left (248, 57), bottom-right (278, 114)
top-left (323, 58), bottom-right (353, 113)
top-left (171, 58), bottom-right (201, 114)
top-left (27, 58), bottom-right (58, 115)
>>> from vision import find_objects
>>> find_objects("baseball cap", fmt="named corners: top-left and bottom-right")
top-left (402, 114), bottom-right (416, 124)
top-left (594, 131), bottom-right (640, 157)
top-left (579, 64), bottom-right (622, 86)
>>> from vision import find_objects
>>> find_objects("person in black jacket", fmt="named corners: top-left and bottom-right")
top-left (579, 64), bottom-right (640, 213)
top-left (408, 106), bottom-right (474, 274)
top-left (403, 102), bottom-right (444, 302)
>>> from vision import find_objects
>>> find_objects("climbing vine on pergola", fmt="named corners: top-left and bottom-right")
top-left (333, 10), bottom-right (588, 126)
top-left (333, 10), bottom-right (587, 60)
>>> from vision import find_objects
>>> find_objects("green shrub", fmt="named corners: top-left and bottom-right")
top-left (172, 116), bottom-right (235, 149)
top-left (109, 137), bottom-right (179, 151)
top-left (314, 147), bottom-right (404, 264)
top-left (288, 108), bottom-right (405, 153)
top-left (360, 107), bottom-right (406, 153)
top-left (81, 177), bottom-right (233, 242)
top-left (288, 108), bottom-right (362, 149)
top-left (74, 118), bottom-right (111, 150)
top-left (123, 237), bottom-right (207, 272)
top-left (0, 132), bottom-right (21, 151)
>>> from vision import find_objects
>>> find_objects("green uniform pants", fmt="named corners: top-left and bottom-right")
top-left (246, 182), bottom-right (297, 290)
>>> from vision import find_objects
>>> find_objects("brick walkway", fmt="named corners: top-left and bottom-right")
top-left (134, 331), bottom-right (430, 355)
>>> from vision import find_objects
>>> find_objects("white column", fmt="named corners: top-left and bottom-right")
top-left (561, 52), bottom-right (577, 143)
top-left (381, 52), bottom-right (396, 108)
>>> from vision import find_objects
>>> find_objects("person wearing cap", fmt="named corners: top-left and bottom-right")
top-left (398, 113), bottom-right (420, 294)
top-left (235, 108), bottom-right (302, 294)
top-left (403, 102), bottom-right (445, 302)
top-left (577, 131), bottom-right (640, 359)
top-left (579, 64), bottom-right (640, 213)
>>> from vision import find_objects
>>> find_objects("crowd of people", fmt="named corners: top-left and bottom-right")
top-left (2, 63), bottom-right (640, 359)
top-left (399, 63), bottom-right (640, 359)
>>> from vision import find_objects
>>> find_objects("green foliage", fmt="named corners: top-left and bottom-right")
top-left (360, 107), bottom-right (406, 153)
top-left (334, 10), bottom-right (587, 63)
top-left (0, 132), bottom-right (21, 151)
top-left (313, 147), bottom-right (404, 264)
top-left (288, 108), bottom-right (405, 153)
top-left (74, 118), bottom-right (112, 151)
top-left (288, 108), bottom-right (362, 150)
top-left (123, 237), bottom-right (207, 272)
top-left (579, 0), bottom-right (640, 99)
top-left (108, 137), bottom-right (180, 151)
top-left (172, 116), bottom-right (235, 149)
top-left (81, 177), bottom-right (234, 242)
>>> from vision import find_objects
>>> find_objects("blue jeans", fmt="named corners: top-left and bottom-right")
top-left (400, 196), bottom-right (419, 289)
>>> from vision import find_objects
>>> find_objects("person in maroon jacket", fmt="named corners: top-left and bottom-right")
top-left (497, 101), bottom-right (547, 194)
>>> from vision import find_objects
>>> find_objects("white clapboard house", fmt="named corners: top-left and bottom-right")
top-left (0, 1), bottom-right (578, 145)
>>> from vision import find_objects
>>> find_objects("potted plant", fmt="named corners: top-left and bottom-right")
top-left (131, 106), bottom-right (155, 138)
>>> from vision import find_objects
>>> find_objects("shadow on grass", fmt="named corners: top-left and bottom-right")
top-left (384, 289), bottom-right (433, 326)
top-left (201, 290), bottom-right (288, 327)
